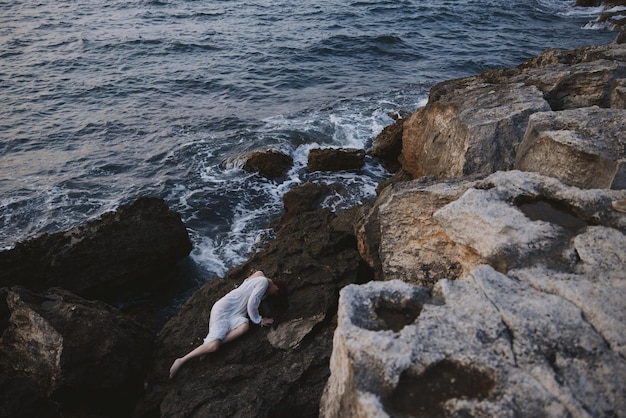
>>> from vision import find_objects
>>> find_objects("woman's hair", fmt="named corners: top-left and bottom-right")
top-left (267, 279), bottom-right (289, 315)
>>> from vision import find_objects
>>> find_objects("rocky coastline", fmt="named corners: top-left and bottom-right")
top-left (2, 13), bottom-right (626, 418)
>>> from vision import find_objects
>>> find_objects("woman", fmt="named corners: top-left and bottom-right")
top-left (169, 271), bottom-right (287, 378)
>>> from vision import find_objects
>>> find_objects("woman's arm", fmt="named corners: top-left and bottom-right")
top-left (247, 277), bottom-right (269, 324)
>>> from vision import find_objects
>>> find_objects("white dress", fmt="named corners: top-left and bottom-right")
top-left (203, 275), bottom-right (269, 344)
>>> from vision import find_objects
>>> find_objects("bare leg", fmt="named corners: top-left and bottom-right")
top-left (169, 322), bottom-right (250, 379)
top-left (222, 322), bottom-right (249, 343)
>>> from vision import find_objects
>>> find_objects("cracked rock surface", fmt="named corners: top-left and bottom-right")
top-left (323, 171), bottom-right (626, 418)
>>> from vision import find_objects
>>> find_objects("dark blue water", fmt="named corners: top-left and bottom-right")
top-left (0, 0), bottom-right (616, 281)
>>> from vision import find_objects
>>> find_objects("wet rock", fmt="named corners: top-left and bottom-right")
top-left (134, 203), bottom-right (371, 418)
top-left (0, 197), bottom-right (192, 301)
top-left (267, 313), bottom-right (326, 350)
top-left (282, 182), bottom-right (334, 216)
top-left (307, 148), bottom-right (365, 172)
top-left (368, 117), bottom-right (404, 172)
top-left (242, 150), bottom-right (294, 179)
top-left (514, 107), bottom-right (626, 189)
top-left (0, 287), bottom-right (154, 417)
top-left (0, 374), bottom-right (61, 418)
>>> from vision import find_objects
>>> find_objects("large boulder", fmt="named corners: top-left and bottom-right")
top-left (322, 171), bottom-right (626, 417)
top-left (356, 176), bottom-right (485, 287)
top-left (400, 42), bottom-right (626, 181)
top-left (401, 77), bottom-right (549, 179)
top-left (0, 373), bottom-right (60, 418)
top-left (514, 108), bottom-right (626, 189)
top-left (0, 197), bottom-right (192, 300)
top-left (0, 287), bottom-right (154, 417)
top-left (134, 201), bottom-right (372, 417)
top-left (518, 43), bottom-right (626, 111)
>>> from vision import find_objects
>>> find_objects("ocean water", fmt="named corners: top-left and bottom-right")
top-left (0, 0), bottom-right (616, 282)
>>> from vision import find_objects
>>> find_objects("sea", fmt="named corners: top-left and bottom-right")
top-left (0, 0), bottom-right (617, 287)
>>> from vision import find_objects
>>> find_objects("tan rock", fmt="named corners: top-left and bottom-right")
top-left (356, 178), bottom-right (484, 287)
top-left (514, 108), bottom-right (626, 189)
top-left (401, 78), bottom-right (549, 179)
top-left (267, 313), bottom-right (325, 350)
top-left (323, 171), bottom-right (626, 418)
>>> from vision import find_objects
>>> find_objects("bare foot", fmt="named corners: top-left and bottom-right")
top-left (169, 358), bottom-right (183, 379)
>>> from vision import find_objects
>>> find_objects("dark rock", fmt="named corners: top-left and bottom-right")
top-left (243, 150), bottom-right (294, 179)
top-left (307, 148), bottom-right (365, 172)
top-left (576, 0), bottom-right (601, 6)
top-left (282, 182), bottom-right (334, 216)
top-left (0, 374), bottom-right (60, 418)
top-left (368, 117), bottom-right (404, 172)
top-left (0, 197), bottom-right (192, 301)
top-left (0, 288), bottom-right (8, 337)
top-left (0, 287), bottom-right (154, 417)
top-left (134, 204), bottom-right (371, 418)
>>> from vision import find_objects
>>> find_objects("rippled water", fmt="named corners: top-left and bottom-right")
top-left (0, 0), bottom-right (616, 281)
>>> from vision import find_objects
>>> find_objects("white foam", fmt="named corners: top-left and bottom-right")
top-left (189, 230), bottom-right (228, 277)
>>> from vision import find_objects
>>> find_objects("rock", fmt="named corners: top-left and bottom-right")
top-left (134, 205), bottom-right (372, 418)
top-left (327, 170), bottom-right (626, 417)
top-left (267, 313), bottom-right (326, 350)
top-left (356, 177), bottom-right (485, 286)
top-left (597, 8), bottom-right (626, 32)
top-left (322, 265), bottom-right (626, 418)
top-left (242, 150), bottom-right (294, 179)
top-left (368, 117), bottom-right (404, 171)
top-left (399, 42), bottom-right (626, 181)
top-left (401, 77), bottom-right (549, 179)
top-left (0, 374), bottom-right (60, 418)
top-left (282, 182), bottom-right (334, 216)
top-left (0, 197), bottom-right (192, 300)
top-left (0, 287), bottom-right (154, 417)
top-left (512, 226), bottom-right (626, 357)
top-left (519, 50), bottom-right (626, 111)
top-left (576, 1), bottom-right (626, 9)
top-left (307, 148), bottom-right (365, 172)
top-left (514, 108), bottom-right (626, 189)
top-left (432, 171), bottom-right (626, 270)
